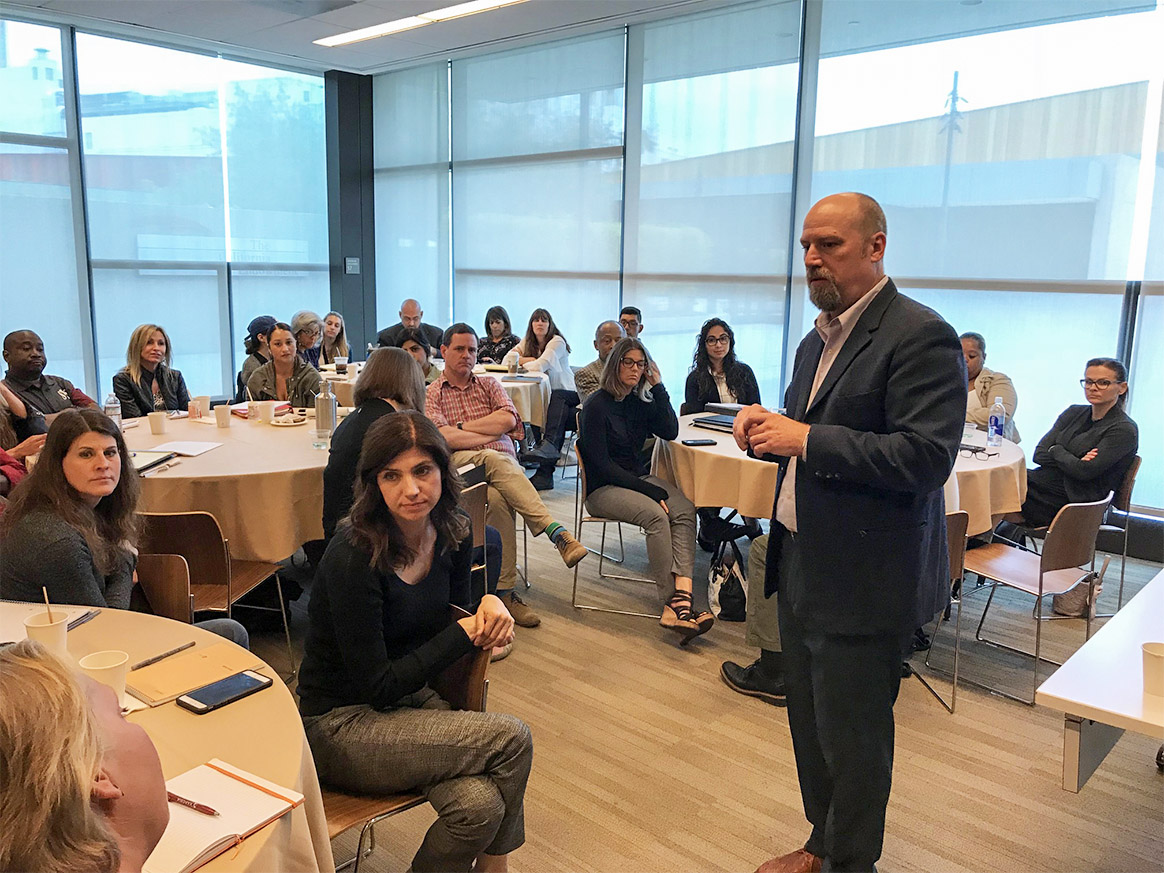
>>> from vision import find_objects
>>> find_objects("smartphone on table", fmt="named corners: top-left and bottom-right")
top-left (681, 438), bottom-right (717, 447)
top-left (176, 670), bottom-right (273, 714)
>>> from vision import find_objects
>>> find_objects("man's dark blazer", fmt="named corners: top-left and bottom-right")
top-left (764, 278), bottom-right (966, 636)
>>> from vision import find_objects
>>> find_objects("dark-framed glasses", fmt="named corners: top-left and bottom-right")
top-left (705, 334), bottom-right (731, 346)
top-left (959, 446), bottom-right (998, 461)
top-left (1080, 378), bottom-right (1116, 389)
top-left (619, 357), bottom-right (648, 370)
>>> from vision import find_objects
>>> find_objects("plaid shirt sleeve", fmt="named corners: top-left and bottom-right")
top-left (483, 377), bottom-right (524, 440)
top-left (425, 380), bottom-right (451, 428)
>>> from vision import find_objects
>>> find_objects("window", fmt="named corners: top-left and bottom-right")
top-left (0, 20), bottom-right (65, 137)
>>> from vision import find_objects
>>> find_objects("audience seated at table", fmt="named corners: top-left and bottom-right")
top-left (298, 412), bottom-right (532, 873)
top-left (292, 310), bottom-right (324, 369)
top-left (619, 306), bottom-right (644, 340)
top-left (0, 639), bottom-right (169, 873)
top-left (0, 382), bottom-right (44, 501)
top-left (321, 310), bottom-right (349, 366)
top-left (477, 305), bottom-right (521, 364)
top-left (682, 318), bottom-right (761, 414)
top-left (396, 328), bottom-right (442, 385)
top-left (235, 314), bottom-right (276, 402)
top-left (426, 324), bottom-right (587, 631)
top-left (515, 308), bottom-right (578, 492)
top-left (960, 331), bottom-right (1020, 442)
top-left (573, 320), bottom-right (625, 403)
top-left (682, 318), bottom-right (763, 549)
top-left (2, 329), bottom-right (96, 429)
top-left (246, 322), bottom-right (322, 408)
top-left (111, 324), bottom-right (191, 418)
top-left (0, 408), bottom-right (249, 647)
top-left (378, 297), bottom-right (445, 355)
top-left (578, 337), bottom-right (713, 643)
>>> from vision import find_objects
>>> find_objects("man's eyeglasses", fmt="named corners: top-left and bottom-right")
top-left (1080, 378), bottom-right (1116, 389)
top-left (705, 335), bottom-right (731, 346)
top-left (959, 446), bottom-right (998, 461)
top-left (619, 357), bottom-right (648, 370)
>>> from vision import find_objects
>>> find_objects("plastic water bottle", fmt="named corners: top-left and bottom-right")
top-left (987, 396), bottom-right (1005, 447)
top-left (103, 393), bottom-right (122, 429)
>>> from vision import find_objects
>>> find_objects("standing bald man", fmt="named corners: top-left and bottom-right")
top-left (377, 298), bottom-right (444, 355)
top-left (735, 193), bottom-right (964, 873)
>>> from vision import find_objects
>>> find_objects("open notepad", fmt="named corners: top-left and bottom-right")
top-left (126, 642), bottom-right (264, 707)
top-left (143, 759), bottom-right (304, 873)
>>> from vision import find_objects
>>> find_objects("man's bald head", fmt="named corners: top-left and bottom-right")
top-left (3, 330), bottom-right (47, 378)
top-left (399, 299), bottom-right (422, 328)
top-left (3, 330), bottom-right (40, 353)
top-left (801, 192), bottom-right (887, 314)
top-left (593, 320), bottom-right (626, 361)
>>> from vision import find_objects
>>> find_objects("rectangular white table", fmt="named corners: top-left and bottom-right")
top-left (1035, 568), bottom-right (1164, 791)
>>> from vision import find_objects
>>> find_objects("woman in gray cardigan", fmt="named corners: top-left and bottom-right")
top-left (246, 322), bottom-right (322, 408)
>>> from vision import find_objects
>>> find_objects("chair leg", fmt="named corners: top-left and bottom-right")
top-left (275, 575), bottom-right (297, 682)
top-left (571, 520), bottom-right (660, 618)
top-left (921, 580), bottom-right (963, 714)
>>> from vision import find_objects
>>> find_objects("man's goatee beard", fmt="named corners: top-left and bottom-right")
top-left (809, 280), bottom-right (841, 312)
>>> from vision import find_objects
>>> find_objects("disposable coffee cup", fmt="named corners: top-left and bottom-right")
top-left (79, 650), bottom-right (130, 708)
top-left (196, 395), bottom-right (211, 417)
top-left (335, 356), bottom-right (348, 375)
top-left (1144, 642), bottom-right (1164, 698)
top-left (259, 401), bottom-right (277, 423)
top-left (24, 611), bottom-right (69, 658)
top-left (213, 405), bottom-right (231, 428)
top-left (247, 400), bottom-right (260, 421)
top-left (147, 411), bottom-right (167, 434)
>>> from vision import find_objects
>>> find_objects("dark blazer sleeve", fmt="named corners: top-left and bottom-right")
top-left (1048, 417), bottom-right (1137, 483)
top-left (803, 317), bottom-right (964, 494)
top-left (684, 370), bottom-right (705, 413)
top-left (112, 370), bottom-right (147, 419)
top-left (738, 363), bottom-right (761, 406)
top-left (169, 368), bottom-right (190, 410)
top-left (1032, 407), bottom-right (1080, 468)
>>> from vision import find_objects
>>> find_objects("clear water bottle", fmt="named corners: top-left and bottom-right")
top-left (103, 393), bottom-right (122, 429)
top-left (987, 396), bottom-right (1005, 447)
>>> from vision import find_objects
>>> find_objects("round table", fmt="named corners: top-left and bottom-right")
top-left (327, 365), bottom-right (552, 428)
top-left (653, 414), bottom-right (1026, 536)
top-left (123, 415), bottom-right (327, 562)
top-left (0, 603), bottom-right (334, 873)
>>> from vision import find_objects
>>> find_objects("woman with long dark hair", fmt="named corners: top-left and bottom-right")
top-left (683, 318), bottom-right (760, 414)
top-left (578, 338), bottom-right (713, 643)
top-left (0, 409), bottom-right (247, 645)
top-left (299, 412), bottom-right (531, 873)
top-left (516, 309), bottom-right (578, 491)
top-left (478, 306), bottom-right (520, 364)
top-left (396, 327), bottom-right (441, 385)
top-left (111, 324), bottom-right (191, 418)
top-left (246, 322), bottom-right (322, 407)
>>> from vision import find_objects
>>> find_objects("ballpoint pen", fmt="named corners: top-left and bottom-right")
top-left (168, 792), bottom-right (219, 816)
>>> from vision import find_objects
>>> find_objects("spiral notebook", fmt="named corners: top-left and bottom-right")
top-left (143, 759), bottom-right (304, 873)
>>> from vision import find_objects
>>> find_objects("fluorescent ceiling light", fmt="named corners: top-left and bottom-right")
top-left (314, 0), bottom-right (528, 47)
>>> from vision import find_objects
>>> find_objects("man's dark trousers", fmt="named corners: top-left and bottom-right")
top-left (776, 528), bottom-right (910, 873)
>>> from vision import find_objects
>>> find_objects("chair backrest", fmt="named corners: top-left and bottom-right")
top-left (135, 553), bottom-right (194, 623)
top-left (1041, 493), bottom-right (1113, 574)
top-left (462, 480), bottom-right (488, 551)
top-left (1113, 455), bottom-right (1141, 513)
top-left (428, 605), bottom-right (490, 712)
top-left (944, 510), bottom-right (969, 586)
top-left (574, 444), bottom-right (590, 527)
top-left (138, 511), bottom-right (231, 589)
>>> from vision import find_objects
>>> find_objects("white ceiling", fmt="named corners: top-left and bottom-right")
top-left (2, 0), bottom-right (724, 74)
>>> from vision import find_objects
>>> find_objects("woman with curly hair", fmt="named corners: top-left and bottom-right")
top-left (683, 317), bottom-right (760, 414)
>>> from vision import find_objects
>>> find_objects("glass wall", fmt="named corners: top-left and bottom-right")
top-left (1, 18), bottom-right (328, 401)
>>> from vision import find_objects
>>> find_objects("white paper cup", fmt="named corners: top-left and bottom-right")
top-left (213, 405), bottom-right (231, 428)
top-left (79, 650), bottom-right (130, 707)
top-left (247, 400), bottom-right (260, 421)
top-left (259, 400), bottom-right (277, 423)
top-left (24, 611), bottom-right (69, 658)
top-left (1144, 642), bottom-right (1164, 698)
top-left (147, 411), bottom-right (167, 434)
top-left (196, 395), bottom-right (211, 417)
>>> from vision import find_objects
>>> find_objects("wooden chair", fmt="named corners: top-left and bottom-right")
top-left (918, 511), bottom-right (969, 713)
top-left (571, 447), bottom-right (660, 618)
top-left (958, 493), bottom-right (1112, 705)
top-left (322, 606), bottom-right (491, 873)
top-left (134, 553), bottom-right (194, 623)
top-left (137, 510), bottom-right (296, 679)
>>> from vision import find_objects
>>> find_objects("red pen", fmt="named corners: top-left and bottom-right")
top-left (168, 791), bottom-right (219, 816)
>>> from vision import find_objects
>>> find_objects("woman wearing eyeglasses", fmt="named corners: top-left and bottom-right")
top-left (578, 338), bottom-right (713, 644)
top-left (1019, 357), bottom-right (1138, 529)
top-left (683, 318), bottom-right (761, 414)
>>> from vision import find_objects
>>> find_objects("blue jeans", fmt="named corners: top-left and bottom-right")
top-left (195, 618), bottom-right (250, 649)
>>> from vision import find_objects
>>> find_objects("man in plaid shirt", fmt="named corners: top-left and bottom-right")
top-left (427, 324), bottom-right (587, 631)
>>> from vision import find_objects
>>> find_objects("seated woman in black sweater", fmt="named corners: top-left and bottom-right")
top-left (682, 318), bottom-right (760, 414)
top-left (578, 338), bottom-right (713, 643)
top-left (1018, 357), bottom-right (1138, 528)
top-left (299, 411), bottom-right (530, 873)
top-left (111, 324), bottom-right (191, 418)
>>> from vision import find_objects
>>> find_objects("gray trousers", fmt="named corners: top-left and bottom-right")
top-left (746, 533), bottom-right (781, 652)
top-left (303, 688), bottom-right (533, 872)
top-left (586, 476), bottom-right (696, 598)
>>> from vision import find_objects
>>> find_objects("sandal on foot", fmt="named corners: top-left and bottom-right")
top-left (660, 590), bottom-right (703, 644)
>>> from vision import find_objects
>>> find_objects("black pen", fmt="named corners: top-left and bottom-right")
top-left (131, 641), bottom-right (195, 671)
top-left (67, 609), bottom-right (99, 631)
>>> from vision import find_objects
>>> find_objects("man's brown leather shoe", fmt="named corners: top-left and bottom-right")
top-left (754, 848), bottom-right (823, 873)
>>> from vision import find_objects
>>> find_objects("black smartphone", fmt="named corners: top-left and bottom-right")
top-left (176, 670), bottom-right (272, 714)
top-left (681, 438), bottom-right (717, 446)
